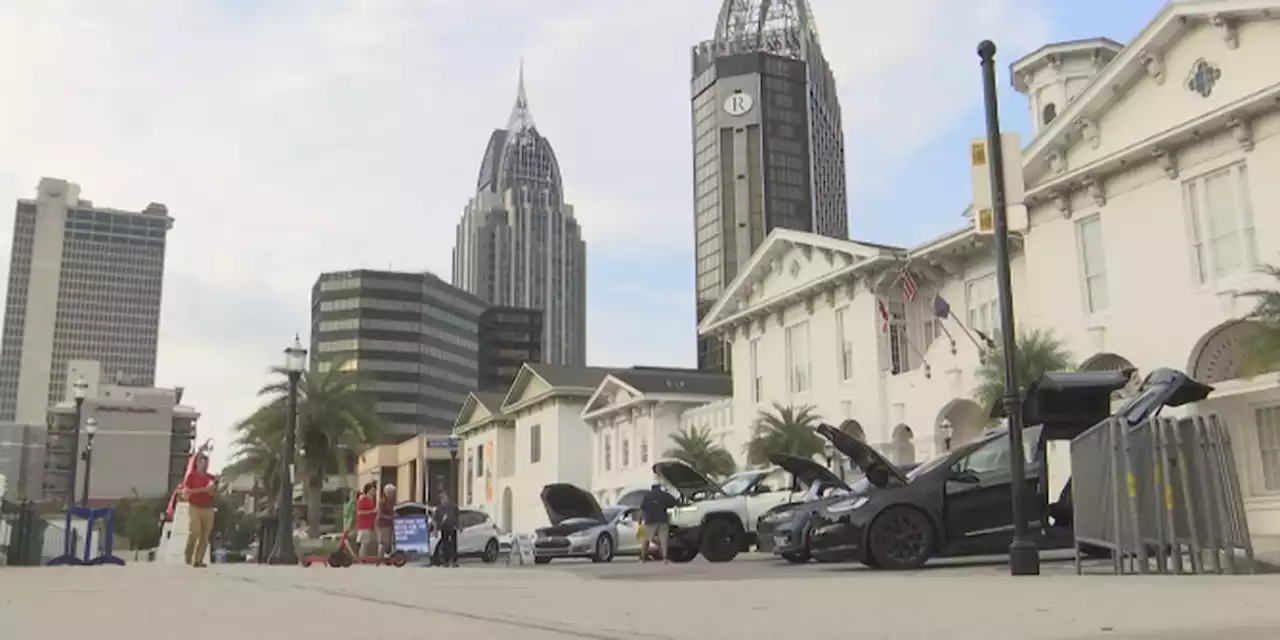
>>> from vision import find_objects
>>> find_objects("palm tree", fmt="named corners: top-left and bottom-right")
top-left (1238, 263), bottom-right (1280, 375)
top-left (224, 358), bottom-right (384, 536)
top-left (973, 328), bottom-right (1074, 417)
top-left (663, 425), bottom-right (737, 479)
top-left (744, 402), bottom-right (825, 467)
top-left (222, 405), bottom-right (286, 514)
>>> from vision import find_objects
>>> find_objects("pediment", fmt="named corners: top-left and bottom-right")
top-left (500, 364), bottom-right (552, 410)
top-left (698, 229), bottom-right (889, 332)
top-left (1025, 3), bottom-right (1280, 189)
top-left (454, 392), bottom-right (508, 433)
top-left (581, 375), bottom-right (641, 418)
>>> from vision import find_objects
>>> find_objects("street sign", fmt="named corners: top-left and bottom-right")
top-left (970, 133), bottom-right (1028, 234)
top-left (426, 438), bottom-right (460, 451)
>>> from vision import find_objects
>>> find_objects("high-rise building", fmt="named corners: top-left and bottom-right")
top-left (310, 269), bottom-right (486, 443)
top-left (477, 306), bottom-right (543, 392)
top-left (0, 178), bottom-right (171, 424)
top-left (690, 0), bottom-right (848, 371)
top-left (452, 65), bottom-right (587, 367)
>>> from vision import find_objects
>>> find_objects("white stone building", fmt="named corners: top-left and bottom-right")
top-left (700, 0), bottom-right (1280, 536)
top-left (581, 369), bottom-right (732, 504)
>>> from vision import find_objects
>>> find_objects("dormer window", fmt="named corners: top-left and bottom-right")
top-left (1042, 102), bottom-right (1058, 125)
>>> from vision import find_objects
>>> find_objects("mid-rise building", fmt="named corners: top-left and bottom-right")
top-left (477, 306), bottom-right (542, 392)
top-left (43, 361), bottom-right (197, 505)
top-left (310, 269), bottom-right (486, 443)
top-left (0, 422), bottom-right (46, 501)
top-left (452, 66), bottom-right (588, 367)
top-left (689, 0), bottom-right (848, 372)
top-left (0, 178), bottom-right (171, 425)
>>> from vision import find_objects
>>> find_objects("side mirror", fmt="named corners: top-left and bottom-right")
top-left (948, 469), bottom-right (981, 484)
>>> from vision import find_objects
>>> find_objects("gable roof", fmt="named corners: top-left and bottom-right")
top-left (500, 362), bottom-right (616, 411)
top-left (612, 367), bottom-right (732, 397)
top-left (1021, 0), bottom-right (1279, 181)
top-left (452, 390), bottom-right (509, 433)
top-left (698, 228), bottom-right (900, 333)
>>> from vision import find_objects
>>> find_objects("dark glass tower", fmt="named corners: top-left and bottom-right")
top-left (690, 0), bottom-right (848, 371)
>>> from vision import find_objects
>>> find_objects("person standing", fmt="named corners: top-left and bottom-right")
top-left (435, 491), bottom-right (460, 568)
top-left (181, 454), bottom-right (217, 568)
top-left (639, 483), bottom-right (676, 564)
top-left (376, 483), bottom-right (397, 557)
top-left (355, 482), bottom-right (378, 558)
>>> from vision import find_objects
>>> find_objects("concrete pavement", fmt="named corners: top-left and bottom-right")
top-left (2, 557), bottom-right (1279, 639)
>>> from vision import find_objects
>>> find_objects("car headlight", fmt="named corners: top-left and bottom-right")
top-left (567, 529), bottom-right (592, 539)
top-left (762, 511), bottom-right (788, 524)
top-left (826, 496), bottom-right (869, 514)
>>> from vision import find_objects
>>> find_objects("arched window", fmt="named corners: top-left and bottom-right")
top-left (1042, 102), bottom-right (1058, 125)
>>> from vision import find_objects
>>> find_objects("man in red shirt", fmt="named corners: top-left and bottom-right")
top-left (181, 454), bottom-right (217, 567)
top-left (355, 482), bottom-right (378, 557)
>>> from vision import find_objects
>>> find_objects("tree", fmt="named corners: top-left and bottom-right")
top-left (744, 402), bottom-right (825, 466)
top-left (663, 425), bottom-right (737, 479)
top-left (973, 328), bottom-right (1074, 417)
top-left (113, 494), bottom-right (167, 558)
top-left (223, 358), bottom-right (384, 536)
top-left (1238, 263), bottom-right (1280, 375)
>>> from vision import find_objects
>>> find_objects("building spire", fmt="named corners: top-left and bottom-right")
top-left (508, 57), bottom-right (535, 131)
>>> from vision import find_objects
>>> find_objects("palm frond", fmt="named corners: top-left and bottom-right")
top-left (973, 328), bottom-right (1074, 417)
top-left (663, 425), bottom-right (737, 478)
top-left (744, 403), bottom-right (825, 467)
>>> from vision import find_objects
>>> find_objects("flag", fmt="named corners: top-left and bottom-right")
top-left (877, 299), bottom-right (890, 334)
top-left (932, 294), bottom-right (952, 319)
top-left (900, 270), bottom-right (919, 302)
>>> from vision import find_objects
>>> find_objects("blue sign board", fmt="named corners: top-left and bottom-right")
top-left (393, 516), bottom-right (431, 554)
top-left (426, 438), bottom-right (460, 451)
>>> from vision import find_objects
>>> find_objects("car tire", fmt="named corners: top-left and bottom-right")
top-left (699, 519), bottom-right (742, 563)
top-left (665, 546), bottom-right (698, 563)
top-left (867, 506), bottom-right (934, 571)
top-left (482, 539), bottom-right (500, 564)
top-left (781, 550), bottom-right (810, 564)
top-left (591, 534), bottom-right (614, 563)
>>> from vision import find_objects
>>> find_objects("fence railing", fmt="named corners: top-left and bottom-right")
top-left (1070, 412), bottom-right (1256, 574)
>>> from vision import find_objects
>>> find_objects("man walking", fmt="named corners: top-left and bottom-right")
top-left (640, 483), bottom-right (676, 563)
top-left (181, 453), bottom-right (217, 568)
top-left (355, 482), bottom-right (378, 557)
top-left (435, 491), bottom-right (460, 568)
top-left (376, 483), bottom-right (397, 557)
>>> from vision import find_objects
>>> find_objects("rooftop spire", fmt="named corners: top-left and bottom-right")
top-left (508, 58), bottom-right (535, 131)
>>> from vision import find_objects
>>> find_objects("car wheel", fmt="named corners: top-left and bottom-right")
top-left (700, 519), bottom-right (742, 563)
top-left (666, 546), bottom-right (698, 563)
top-left (534, 557), bottom-right (551, 565)
top-left (389, 551), bottom-right (408, 567)
top-left (781, 550), bottom-right (810, 564)
top-left (481, 539), bottom-right (500, 564)
top-left (327, 549), bottom-right (349, 568)
top-left (591, 534), bottom-right (614, 563)
top-left (867, 506), bottom-right (933, 570)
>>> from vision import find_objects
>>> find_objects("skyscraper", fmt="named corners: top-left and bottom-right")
top-left (310, 269), bottom-right (486, 443)
top-left (452, 65), bottom-right (588, 367)
top-left (0, 178), bottom-right (171, 424)
top-left (477, 306), bottom-right (543, 392)
top-left (690, 0), bottom-right (848, 371)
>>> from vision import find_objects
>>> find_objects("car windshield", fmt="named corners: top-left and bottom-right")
top-left (719, 472), bottom-right (763, 496)
top-left (559, 517), bottom-right (602, 527)
top-left (601, 506), bottom-right (622, 521)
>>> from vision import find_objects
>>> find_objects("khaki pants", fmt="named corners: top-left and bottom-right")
top-left (356, 529), bottom-right (377, 557)
top-left (376, 526), bottom-right (394, 556)
top-left (185, 505), bottom-right (215, 566)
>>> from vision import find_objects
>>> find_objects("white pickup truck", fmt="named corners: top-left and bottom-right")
top-left (653, 455), bottom-right (835, 563)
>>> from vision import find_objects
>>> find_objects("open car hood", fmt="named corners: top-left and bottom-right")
top-left (652, 460), bottom-right (724, 500)
top-left (768, 453), bottom-right (849, 492)
top-left (540, 483), bottom-right (604, 526)
top-left (815, 423), bottom-right (908, 490)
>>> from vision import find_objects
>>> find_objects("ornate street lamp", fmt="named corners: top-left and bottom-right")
top-left (80, 418), bottom-right (98, 506)
top-left (268, 334), bottom-right (307, 565)
top-left (67, 376), bottom-right (88, 508)
top-left (940, 419), bottom-right (954, 452)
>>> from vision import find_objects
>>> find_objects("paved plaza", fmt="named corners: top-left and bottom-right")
top-left (3, 554), bottom-right (1280, 639)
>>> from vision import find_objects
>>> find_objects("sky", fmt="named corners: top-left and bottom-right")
top-left (0, 0), bottom-right (1168, 469)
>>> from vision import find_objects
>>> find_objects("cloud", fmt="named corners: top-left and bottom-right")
top-left (0, 0), bottom-right (1051, 467)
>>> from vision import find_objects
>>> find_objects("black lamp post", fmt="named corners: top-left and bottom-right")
top-left (268, 334), bottom-right (307, 566)
top-left (67, 376), bottom-right (88, 508)
top-left (977, 40), bottom-right (1039, 576)
top-left (940, 419), bottom-right (954, 452)
top-left (447, 435), bottom-right (460, 499)
top-left (80, 418), bottom-right (98, 506)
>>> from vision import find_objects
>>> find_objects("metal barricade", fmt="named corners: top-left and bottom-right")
top-left (1070, 413), bottom-right (1255, 574)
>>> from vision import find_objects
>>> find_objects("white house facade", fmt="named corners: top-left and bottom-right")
top-left (582, 368), bottom-right (732, 504)
top-left (700, 0), bottom-right (1280, 536)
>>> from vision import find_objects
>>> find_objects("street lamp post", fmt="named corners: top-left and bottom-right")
top-left (940, 419), bottom-right (954, 452)
top-left (80, 418), bottom-right (98, 506)
top-left (447, 435), bottom-right (460, 499)
top-left (67, 376), bottom-right (88, 508)
top-left (268, 335), bottom-right (308, 566)
top-left (977, 40), bottom-right (1039, 576)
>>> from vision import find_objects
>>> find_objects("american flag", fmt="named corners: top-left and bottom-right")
top-left (877, 299), bottom-right (890, 334)
top-left (900, 270), bottom-right (919, 302)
